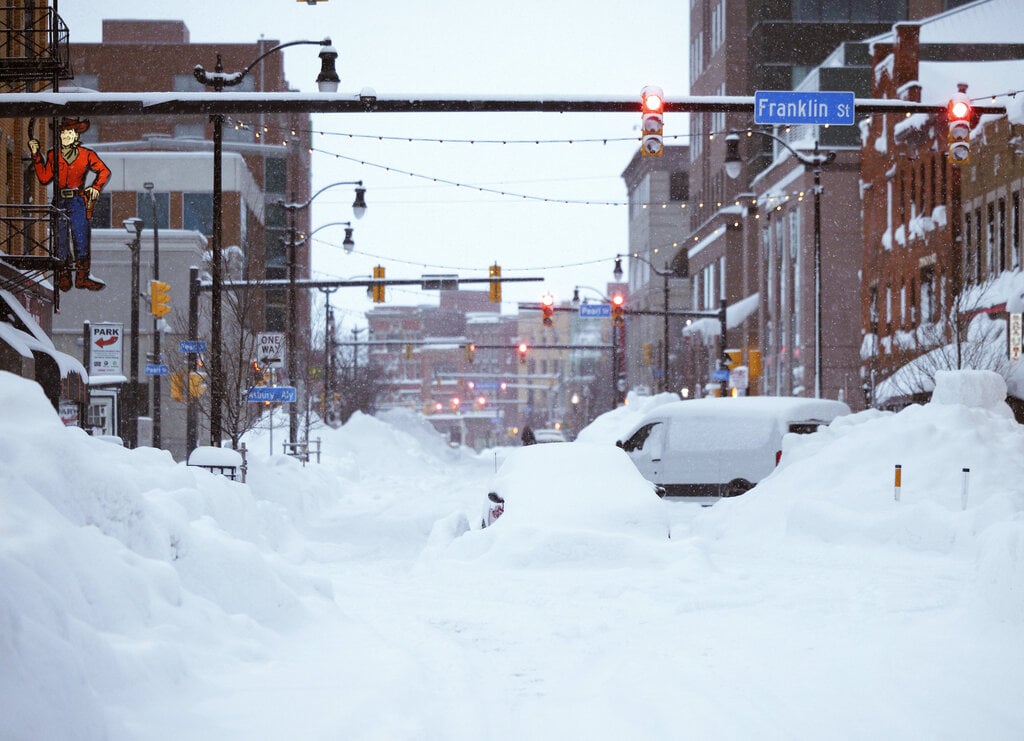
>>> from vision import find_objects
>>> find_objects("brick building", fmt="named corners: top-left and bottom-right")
top-left (858, 0), bottom-right (1024, 406)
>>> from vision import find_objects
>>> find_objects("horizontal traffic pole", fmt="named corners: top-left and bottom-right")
top-left (195, 276), bottom-right (541, 292)
top-left (0, 92), bottom-right (1005, 118)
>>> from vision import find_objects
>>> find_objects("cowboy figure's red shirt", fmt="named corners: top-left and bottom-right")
top-left (32, 145), bottom-right (111, 193)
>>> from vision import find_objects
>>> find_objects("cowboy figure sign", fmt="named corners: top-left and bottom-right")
top-left (29, 117), bottom-right (111, 291)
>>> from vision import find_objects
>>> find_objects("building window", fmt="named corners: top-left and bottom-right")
top-left (137, 192), bottom-right (170, 230)
top-left (1013, 191), bottom-right (1021, 270)
top-left (183, 193), bottom-right (213, 236)
top-left (998, 197), bottom-right (1007, 272)
top-left (920, 266), bottom-right (934, 324)
top-left (265, 158), bottom-right (287, 195)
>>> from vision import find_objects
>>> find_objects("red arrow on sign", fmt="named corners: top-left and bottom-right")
top-left (95, 336), bottom-right (118, 348)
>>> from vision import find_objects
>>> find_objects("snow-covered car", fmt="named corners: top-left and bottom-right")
top-left (616, 396), bottom-right (850, 498)
top-left (480, 441), bottom-right (668, 537)
top-left (533, 428), bottom-right (568, 443)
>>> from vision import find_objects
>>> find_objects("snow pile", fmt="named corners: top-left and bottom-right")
top-left (697, 370), bottom-right (1024, 620)
top-left (573, 390), bottom-right (680, 444)
top-left (2, 367), bottom-right (1024, 739)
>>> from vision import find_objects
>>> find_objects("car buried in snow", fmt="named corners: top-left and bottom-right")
top-left (480, 441), bottom-right (668, 538)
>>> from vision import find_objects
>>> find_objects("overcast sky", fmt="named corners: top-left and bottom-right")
top-left (60, 1), bottom-right (690, 331)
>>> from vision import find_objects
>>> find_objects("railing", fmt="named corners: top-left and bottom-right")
top-left (0, 6), bottom-right (72, 88)
top-left (0, 203), bottom-right (65, 269)
top-left (282, 438), bottom-right (321, 465)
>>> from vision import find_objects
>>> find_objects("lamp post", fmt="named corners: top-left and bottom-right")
top-left (725, 129), bottom-right (834, 398)
top-left (281, 181), bottom-right (367, 444)
top-left (143, 182), bottom-right (162, 448)
top-left (613, 253), bottom-right (684, 393)
top-left (193, 37), bottom-right (339, 447)
top-left (123, 217), bottom-right (143, 448)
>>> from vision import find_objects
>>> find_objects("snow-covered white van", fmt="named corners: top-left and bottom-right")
top-left (616, 396), bottom-right (850, 498)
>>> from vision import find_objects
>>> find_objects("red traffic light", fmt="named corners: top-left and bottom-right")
top-left (642, 86), bottom-right (664, 113)
top-left (948, 96), bottom-right (971, 121)
top-left (541, 293), bottom-right (555, 326)
top-left (611, 293), bottom-right (624, 307)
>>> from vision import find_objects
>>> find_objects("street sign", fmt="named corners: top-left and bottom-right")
top-left (257, 332), bottom-right (285, 368)
top-left (578, 303), bottom-right (611, 318)
top-left (729, 365), bottom-right (749, 391)
top-left (713, 368), bottom-right (730, 382)
top-left (247, 385), bottom-right (297, 403)
top-left (144, 364), bottom-right (169, 376)
top-left (179, 339), bottom-right (207, 354)
top-left (89, 323), bottom-right (123, 377)
top-left (473, 380), bottom-right (500, 390)
top-left (754, 90), bottom-right (855, 126)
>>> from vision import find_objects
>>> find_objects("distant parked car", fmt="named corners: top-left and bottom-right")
top-left (533, 428), bottom-right (568, 444)
top-left (617, 396), bottom-right (850, 498)
top-left (480, 441), bottom-right (667, 538)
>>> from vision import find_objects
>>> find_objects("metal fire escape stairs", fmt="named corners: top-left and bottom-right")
top-left (0, 4), bottom-right (73, 310)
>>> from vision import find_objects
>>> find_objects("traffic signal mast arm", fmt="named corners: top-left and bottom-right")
top-left (0, 92), bottom-right (1005, 118)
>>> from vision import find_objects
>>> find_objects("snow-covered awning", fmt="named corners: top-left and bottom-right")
top-left (682, 292), bottom-right (760, 341)
top-left (0, 290), bottom-right (87, 380)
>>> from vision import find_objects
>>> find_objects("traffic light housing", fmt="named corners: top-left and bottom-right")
top-left (489, 263), bottom-right (502, 303)
top-left (641, 85), bottom-right (665, 158)
top-left (150, 279), bottom-right (171, 317)
top-left (947, 85), bottom-right (972, 166)
top-left (725, 349), bottom-right (743, 370)
top-left (541, 293), bottom-right (555, 326)
top-left (642, 342), bottom-right (653, 366)
top-left (466, 343), bottom-right (476, 363)
top-left (372, 265), bottom-right (385, 303)
top-left (611, 293), bottom-right (625, 326)
top-left (517, 342), bottom-right (528, 364)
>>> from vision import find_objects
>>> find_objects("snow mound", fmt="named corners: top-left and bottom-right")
top-left (693, 370), bottom-right (1024, 620)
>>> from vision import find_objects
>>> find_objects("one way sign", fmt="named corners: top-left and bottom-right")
top-left (257, 332), bottom-right (285, 368)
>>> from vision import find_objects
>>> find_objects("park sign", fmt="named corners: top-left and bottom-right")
top-left (754, 91), bottom-right (855, 126)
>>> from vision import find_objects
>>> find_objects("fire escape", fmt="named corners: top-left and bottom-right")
top-left (0, 4), bottom-right (73, 305)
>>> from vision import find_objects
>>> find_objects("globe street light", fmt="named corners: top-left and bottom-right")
top-left (725, 129), bottom-right (834, 398)
top-left (280, 181), bottom-right (366, 444)
top-left (193, 38), bottom-right (338, 447)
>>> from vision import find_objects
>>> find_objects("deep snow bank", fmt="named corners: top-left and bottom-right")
top-left (696, 370), bottom-right (1024, 620)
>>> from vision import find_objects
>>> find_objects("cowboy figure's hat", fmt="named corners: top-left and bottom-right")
top-left (58, 117), bottom-right (90, 134)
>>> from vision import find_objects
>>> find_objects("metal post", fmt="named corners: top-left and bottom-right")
top-left (146, 183), bottom-right (162, 447)
top-left (662, 271), bottom-right (670, 393)
top-left (128, 229), bottom-right (140, 448)
top-left (286, 203), bottom-right (298, 444)
top-left (187, 267), bottom-right (199, 455)
top-left (210, 109), bottom-right (224, 445)
top-left (813, 143), bottom-right (823, 399)
top-left (719, 298), bottom-right (728, 397)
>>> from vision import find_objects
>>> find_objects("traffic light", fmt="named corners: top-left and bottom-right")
top-left (642, 342), bottom-right (653, 366)
top-left (150, 279), bottom-right (171, 317)
top-left (641, 85), bottom-right (665, 158)
top-left (188, 371), bottom-right (206, 398)
top-left (489, 263), bottom-right (502, 303)
top-left (251, 359), bottom-right (264, 385)
top-left (372, 265), bottom-right (385, 303)
top-left (725, 349), bottom-right (742, 370)
top-left (541, 293), bottom-right (555, 326)
top-left (947, 84), bottom-right (973, 166)
top-left (611, 293), bottom-right (625, 326)
top-left (466, 343), bottom-right (476, 363)
top-left (404, 343), bottom-right (413, 360)
top-left (517, 342), bottom-right (528, 364)
top-left (170, 372), bottom-right (184, 402)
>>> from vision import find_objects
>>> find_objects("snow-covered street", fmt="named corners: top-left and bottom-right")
top-left (2, 369), bottom-right (1024, 740)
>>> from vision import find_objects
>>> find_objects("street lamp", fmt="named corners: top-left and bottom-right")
top-left (143, 182), bottom-right (162, 448)
top-left (281, 180), bottom-right (367, 444)
top-left (613, 253), bottom-right (685, 393)
top-left (301, 220), bottom-right (356, 253)
top-left (725, 129), bottom-right (835, 398)
top-left (123, 217), bottom-right (143, 448)
top-left (193, 37), bottom-right (338, 447)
